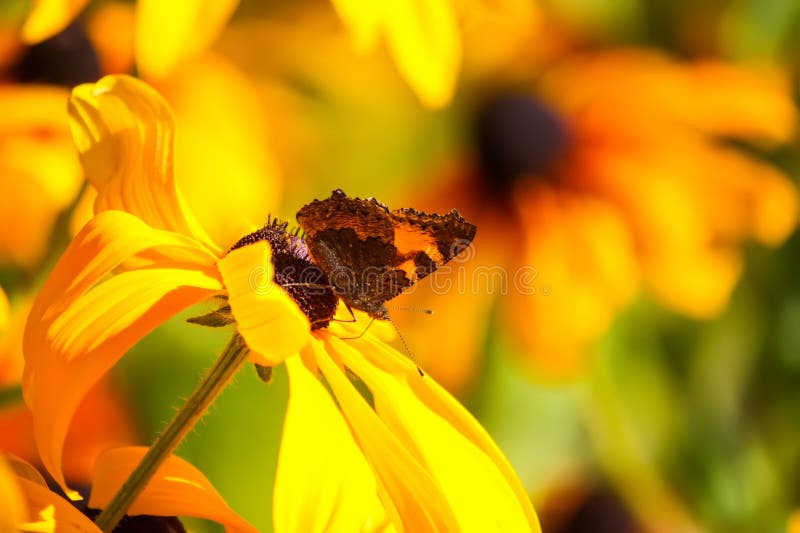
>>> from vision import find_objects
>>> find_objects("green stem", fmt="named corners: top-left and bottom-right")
top-left (94, 334), bottom-right (249, 532)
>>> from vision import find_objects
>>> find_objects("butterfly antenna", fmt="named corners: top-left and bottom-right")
top-left (385, 306), bottom-right (434, 315)
top-left (386, 312), bottom-right (424, 377)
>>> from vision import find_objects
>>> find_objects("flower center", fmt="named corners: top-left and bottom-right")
top-left (474, 92), bottom-right (571, 193)
top-left (230, 220), bottom-right (339, 329)
top-left (14, 23), bottom-right (101, 87)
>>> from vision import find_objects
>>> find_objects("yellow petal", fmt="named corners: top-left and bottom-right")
top-left (17, 477), bottom-right (101, 532)
top-left (218, 242), bottom-right (310, 366)
top-left (340, 341), bottom-right (540, 532)
top-left (68, 75), bottom-right (218, 252)
top-left (89, 447), bottom-right (256, 532)
top-left (275, 354), bottom-right (386, 533)
top-left (167, 56), bottom-right (281, 249)
top-left (21, 0), bottom-right (90, 43)
top-left (382, 0), bottom-right (461, 108)
top-left (24, 211), bottom-right (221, 492)
top-left (313, 338), bottom-right (459, 532)
top-left (135, 0), bottom-right (240, 79)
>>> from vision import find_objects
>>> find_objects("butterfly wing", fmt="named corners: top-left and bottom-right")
top-left (297, 190), bottom-right (477, 318)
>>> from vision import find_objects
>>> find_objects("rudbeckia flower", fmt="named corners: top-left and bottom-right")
top-left (0, 448), bottom-right (258, 531)
top-left (24, 74), bottom-right (540, 531)
top-left (401, 48), bottom-right (798, 384)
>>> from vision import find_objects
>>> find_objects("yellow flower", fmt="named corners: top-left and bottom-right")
top-left (25, 74), bottom-right (540, 531)
top-left (21, 0), bottom-right (239, 79)
top-left (0, 84), bottom-right (83, 270)
top-left (0, 448), bottom-right (257, 531)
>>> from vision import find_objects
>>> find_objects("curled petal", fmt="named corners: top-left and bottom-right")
top-left (340, 341), bottom-right (540, 532)
top-left (89, 447), bottom-right (256, 532)
top-left (21, 0), bottom-right (90, 43)
top-left (219, 243), bottom-right (310, 366)
top-left (275, 354), bottom-right (386, 533)
top-left (68, 75), bottom-right (218, 252)
top-left (312, 338), bottom-right (459, 532)
top-left (135, 0), bottom-right (240, 79)
top-left (24, 212), bottom-right (221, 492)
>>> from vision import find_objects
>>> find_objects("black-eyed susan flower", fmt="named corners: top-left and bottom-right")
top-left (401, 47), bottom-right (799, 385)
top-left (24, 74), bottom-right (540, 531)
top-left (0, 447), bottom-right (258, 531)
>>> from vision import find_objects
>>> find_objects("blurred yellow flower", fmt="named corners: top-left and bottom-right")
top-left (24, 74), bottom-right (540, 531)
top-left (0, 85), bottom-right (83, 270)
top-left (332, 0), bottom-right (538, 107)
top-left (21, 0), bottom-right (238, 79)
top-left (0, 448), bottom-right (257, 531)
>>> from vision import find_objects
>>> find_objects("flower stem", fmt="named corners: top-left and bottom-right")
top-left (94, 334), bottom-right (250, 532)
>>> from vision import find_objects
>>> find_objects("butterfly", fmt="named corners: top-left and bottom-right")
top-left (296, 189), bottom-right (477, 320)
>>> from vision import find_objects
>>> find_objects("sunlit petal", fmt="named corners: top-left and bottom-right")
top-left (275, 354), bottom-right (386, 533)
top-left (135, 0), bottom-right (239, 79)
top-left (340, 340), bottom-right (540, 532)
top-left (68, 75), bottom-right (217, 252)
top-left (90, 447), bottom-right (256, 532)
top-left (21, 0), bottom-right (90, 43)
top-left (219, 242), bottom-right (310, 367)
top-left (312, 338), bottom-right (459, 532)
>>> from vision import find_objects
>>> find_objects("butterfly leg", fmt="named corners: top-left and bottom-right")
top-left (339, 316), bottom-right (376, 340)
top-left (331, 303), bottom-right (358, 324)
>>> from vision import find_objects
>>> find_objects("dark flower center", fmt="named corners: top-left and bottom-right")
top-left (14, 22), bottom-right (101, 87)
top-left (230, 220), bottom-right (338, 329)
top-left (474, 92), bottom-right (571, 193)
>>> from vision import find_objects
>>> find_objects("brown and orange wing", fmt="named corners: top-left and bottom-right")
top-left (296, 189), bottom-right (476, 318)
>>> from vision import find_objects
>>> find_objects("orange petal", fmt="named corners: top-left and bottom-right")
top-left (68, 75), bottom-right (218, 253)
top-left (16, 477), bottom-right (101, 532)
top-left (21, 0), bottom-right (90, 43)
top-left (218, 242), bottom-right (310, 367)
top-left (312, 338), bottom-right (459, 532)
top-left (24, 212), bottom-right (221, 492)
top-left (340, 340), bottom-right (540, 533)
top-left (89, 447), bottom-right (256, 532)
top-left (274, 354), bottom-right (386, 532)
top-left (135, 0), bottom-right (240, 79)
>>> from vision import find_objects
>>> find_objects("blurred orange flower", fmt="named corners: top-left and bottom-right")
top-left (0, 448), bottom-right (257, 531)
top-left (391, 48), bottom-right (798, 389)
top-left (25, 74), bottom-right (540, 530)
